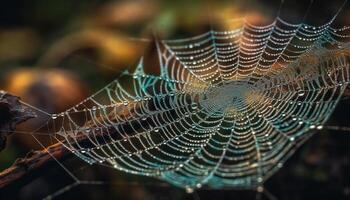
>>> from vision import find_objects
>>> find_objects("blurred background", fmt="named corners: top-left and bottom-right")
top-left (0, 0), bottom-right (349, 199)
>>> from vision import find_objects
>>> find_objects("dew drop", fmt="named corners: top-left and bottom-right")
top-left (316, 125), bottom-right (323, 130)
top-left (257, 186), bottom-right (264, 193)
top-left (298, 91), bottom-right (305, 97)
top-left (191, 102), bottom-right (198, 110)
top-left (186, 187), bottom-right (194, 194)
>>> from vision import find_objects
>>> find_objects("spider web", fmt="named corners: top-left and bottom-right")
top-left (37, 16), bottom-right (350, 194)
top-left (3, 2), bottom-right (350, 199)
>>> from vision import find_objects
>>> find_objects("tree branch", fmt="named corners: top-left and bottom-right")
top-left (0, 91), bottom-right (36, 151)
top-left (0, 142), bottom-right (69, 188)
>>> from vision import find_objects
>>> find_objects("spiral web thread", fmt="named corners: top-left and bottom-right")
top-left (31, 16), bottom-right (348, 194)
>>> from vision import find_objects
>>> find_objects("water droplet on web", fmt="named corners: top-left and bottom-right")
top-left (298, 90), bottom-right (305, 96)
top-left (257, 186), bottom-right (264, 193)
top-left (186, 187), bottom-right (194, 193)
top-left (316, 125), bottom-right (323, 130)
top-left (191, 102), bottom-right (198, 110)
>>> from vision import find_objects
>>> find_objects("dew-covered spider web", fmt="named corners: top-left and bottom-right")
top-left (41, 16), bottom-right (350, 192)
top-left (4, 1), bottom-right (350, 199)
